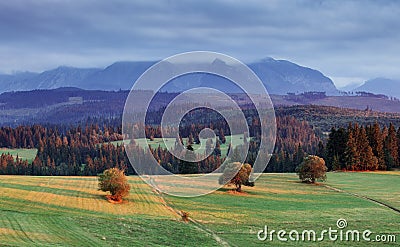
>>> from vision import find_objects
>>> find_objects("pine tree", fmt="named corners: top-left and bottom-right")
top-left (345, 130), bottom-right (360, 171)
top-left (326, 127), bottom-right (348, 170)
top-left (316, 141), bottom-right (325, 160)
top-left (384, 123), bottom-right (398, 169)
top-left (278, 150), bottom-right (285, 173)
top-left (397, 127), bottom-right (400, 167)
top-left (293, 143), bottom-right (305, 167)
top-left (213, 140), bottom-right (221, 156)
top-left (358, 127), bottom-right (377, 171)
top-left (332, 154), bottom-right (341, 171)
top-left (370, 123), bottom-right (385, 170)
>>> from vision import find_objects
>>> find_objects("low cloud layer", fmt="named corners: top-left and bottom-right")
top-left (0, 0), bottom-right (399, 87)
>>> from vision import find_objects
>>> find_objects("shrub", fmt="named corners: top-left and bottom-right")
top-left (296, 155), bottom-right (327, 183)
top-left (98, 168), bottom-right (130, 202)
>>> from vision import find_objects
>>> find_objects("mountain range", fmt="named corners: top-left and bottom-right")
top-left (0, 57), bottom-right (340, 95)
top-left (353, 78), bottom-right (400, 99)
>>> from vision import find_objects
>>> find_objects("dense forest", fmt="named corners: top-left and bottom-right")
top-left (0, 124), bottom-right (128, 175)
top-left (325, 122), bottom-right (400, 171)
top-left (0, 110), bottom-right (321, 175)
top-left (1, 103), bottom-right (400, 175)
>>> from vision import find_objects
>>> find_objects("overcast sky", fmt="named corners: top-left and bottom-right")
top-left (0, 0), bottom-right (399, 87)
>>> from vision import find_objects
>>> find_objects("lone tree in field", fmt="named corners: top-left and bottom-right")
top-left (98, 168), bottom-right (130, 202)
top-left (219, 162), bottom-right (254, 192)
top-left (296, 155), bottom-right (327, 183)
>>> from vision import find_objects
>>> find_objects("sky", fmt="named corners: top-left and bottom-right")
top-left (0, 0), bottom-right (399, 88)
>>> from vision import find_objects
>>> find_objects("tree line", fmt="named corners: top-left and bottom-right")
top-left (0, 114), bottom-right (322, 175)
top-left (6, 114), bottom-right (380, 175)
top-left (325, 122), bottom-right (400, 171)
top-left (0, 124), bottom-right (127, 175)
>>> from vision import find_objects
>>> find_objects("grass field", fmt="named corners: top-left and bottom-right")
top-left (0, 148), bottom-right (37, 163)
top-left (0, 172), bottom-right (399, 246)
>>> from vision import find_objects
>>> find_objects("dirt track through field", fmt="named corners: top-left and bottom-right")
top-left (324, 185), bottom-right (400, 214)
top-left (149, 179), bottom-right (232, 247)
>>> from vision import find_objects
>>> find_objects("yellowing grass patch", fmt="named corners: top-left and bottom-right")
top-left (0, 227), bottom-right (52, 241)
top-left (0, 176), bottom-right (176, 218)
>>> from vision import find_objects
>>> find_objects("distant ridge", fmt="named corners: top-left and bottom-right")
top-left (0, 57), bottom-right (338, 95)
top-left (354, 78), bottom-right (400, 98)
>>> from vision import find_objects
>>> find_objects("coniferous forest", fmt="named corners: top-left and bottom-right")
top-left (1, 104), bottom-right (400, 176)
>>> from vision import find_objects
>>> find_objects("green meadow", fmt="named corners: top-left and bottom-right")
top-left (0, 172), bottom-right (398, 246)
top-left (111, 134), bottom-right (248, 158)
top-left (0, 148), bottom-right (37, 163)
top-left (0, 134), bottom-right (245, 166)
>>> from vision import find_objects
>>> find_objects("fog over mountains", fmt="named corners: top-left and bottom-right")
top-left (0, 58), bottom-right (339, 95)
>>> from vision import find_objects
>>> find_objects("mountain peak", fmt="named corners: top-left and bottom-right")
top-left (259, 57), bottom-right (276, 63)
top-left (249, 58), bottom-right (338, 95)
top-left (355, 77), bottom-right (400, 98)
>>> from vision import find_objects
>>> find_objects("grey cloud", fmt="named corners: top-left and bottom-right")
top-left (0, 0), bottom-right (399, 86)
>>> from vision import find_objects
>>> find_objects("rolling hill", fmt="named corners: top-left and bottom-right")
top-left (1, 88), bottom-right (400, 127)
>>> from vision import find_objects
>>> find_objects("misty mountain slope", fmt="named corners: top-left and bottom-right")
top-left (355, 78), bottom-right (400, 98)
top-left (338, 82), bottom-right (363, 92)
top-left (249, 58), bottom-right (338, 95)
top-left (0, 67), bottom-right (100, 92)
top-left (81, 61), bottom-right (156, 90)
top-left (0, 58), bottom-right (339, 94)
top-left (0, 72), bottom-right (38, 92)
top-left (33, 66), bottom-right (101, 89)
